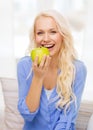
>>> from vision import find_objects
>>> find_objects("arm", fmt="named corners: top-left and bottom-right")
top-left (25, 75), bottom-right (43, 112)
top-left (17, 56), bottom-right (51, 121)
top-left (17, 57), bottom-right (39, 122)
top-left (54, 61), bottom-right (87, 130)
top-left (26, 55), bottom-right (51, 112)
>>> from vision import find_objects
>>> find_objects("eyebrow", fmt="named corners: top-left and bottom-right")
top-left (36, 28), bottom-right (58, 31)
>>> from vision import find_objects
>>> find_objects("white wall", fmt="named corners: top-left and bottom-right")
top-left (37, 0), bottom-right (54, 12)
top-left (81, 0), bottom-right (93, 101)
top-left (0, 0), bottom-right (16, 78)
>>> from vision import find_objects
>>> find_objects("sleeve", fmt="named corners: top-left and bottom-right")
top-left (54, 61), bottom-right (87, 130)
top-left (17, 58), bottom-right (39, 122)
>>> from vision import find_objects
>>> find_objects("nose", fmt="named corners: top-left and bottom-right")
top-left (43, 33), bottom-right (50, 42)
top-left (41, 33), bottom-right (50, 46)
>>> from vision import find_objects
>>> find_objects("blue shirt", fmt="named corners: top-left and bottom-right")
top-left (17, 56), bottom-right (87, 130)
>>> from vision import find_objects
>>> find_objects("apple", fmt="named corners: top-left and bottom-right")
top-left (30, 47), bottom-right (50, 64)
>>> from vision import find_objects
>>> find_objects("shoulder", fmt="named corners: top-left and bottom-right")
top-left (73, 60), bottom-right (87, 84)
top-left (17, 56), bottom-right (32, 67)
top-left (74, 59), bottom-right (87, 75)
top-left (72, 60), bottom-right (87, 103)
top-left (18, 56), bottom-right (31, 64)
top-left (17, 56), bottom-right (32, 74)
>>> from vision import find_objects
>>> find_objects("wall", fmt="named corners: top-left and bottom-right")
top-left (0, 0), bottom-right (16, 78)
top-left (82, 0), bottom-right (93, 101)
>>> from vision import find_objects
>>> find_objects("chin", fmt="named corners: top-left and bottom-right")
top-left (50, 52), bottom-right (56, 57)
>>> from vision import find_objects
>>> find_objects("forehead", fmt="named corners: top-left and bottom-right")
top-left (35, 16), bottom-right (57, 29)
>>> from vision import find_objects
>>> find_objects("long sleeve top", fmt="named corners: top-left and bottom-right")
top-left (17, 56), bottom-right (87, 130)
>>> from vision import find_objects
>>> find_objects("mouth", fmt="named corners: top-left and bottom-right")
top-left (41, 44), bottom-right (55, 49)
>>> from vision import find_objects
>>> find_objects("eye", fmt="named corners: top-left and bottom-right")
top-left (50, 31), bottom-right (57, 34)
top-left (37, 32), bottom-right (44, 35)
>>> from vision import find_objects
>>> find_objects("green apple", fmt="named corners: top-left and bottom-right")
top-left (30, 47), bottom-right (50, 64)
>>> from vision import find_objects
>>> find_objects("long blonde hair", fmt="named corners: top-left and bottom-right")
top-left (28, 10), bottom-right (77, 110)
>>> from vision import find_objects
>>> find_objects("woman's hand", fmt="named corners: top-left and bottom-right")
top-left (32, 55), bottom-right (51, 81)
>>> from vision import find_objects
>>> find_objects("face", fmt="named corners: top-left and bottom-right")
top-left (34, 16), bottom-right (63, 57)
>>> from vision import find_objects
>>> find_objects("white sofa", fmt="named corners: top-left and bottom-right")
top-left (87, 114), bottom-right (93, 130)
top-left (0, 77), bottom-right (93, 130)
top-left (0, 78), bottom-right (24, 130)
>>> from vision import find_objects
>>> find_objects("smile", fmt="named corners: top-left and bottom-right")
top-left (42, 44), bottom-right (55, 49)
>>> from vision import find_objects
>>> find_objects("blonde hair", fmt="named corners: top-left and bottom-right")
top-left (28, 10), bottom-right (77, 110)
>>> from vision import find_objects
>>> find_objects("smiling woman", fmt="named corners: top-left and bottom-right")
top-left (1, 0), bottom-right (93, 129)
top-left (17, 9), bottom-right (87, 130)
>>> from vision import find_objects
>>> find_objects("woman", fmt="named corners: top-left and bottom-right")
top-left (17, 10), bottom-right (87, 130)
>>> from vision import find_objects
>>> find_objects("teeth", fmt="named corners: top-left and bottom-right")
top-left (44, 44), bottom-right (53, 47)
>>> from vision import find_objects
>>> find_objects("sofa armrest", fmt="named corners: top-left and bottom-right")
top-left (76, 101), bottom-right (93, 130)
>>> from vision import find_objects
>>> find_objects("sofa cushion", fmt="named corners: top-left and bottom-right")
top-left (76, 101), bottom-right (93, 130)
top-left (0, 78), bottom-right (24, 130)
top-left (87, 114), bottom-right (93, 130)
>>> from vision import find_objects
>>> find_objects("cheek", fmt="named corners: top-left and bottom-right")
top-left (35, 36), bottom-right (42, 42)
top-left (58, 35), bottom-right (63, 45)
top-left (55, 34), bottom-right (62, 42)
top-left (56, 37), bottom-right (62, 47)
top-left (56, 39), bottom-right (62, 52)
top-left (56, 43), bottom-right (61, 53)
top-left (35, 36), bottom-right (41, 44)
